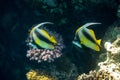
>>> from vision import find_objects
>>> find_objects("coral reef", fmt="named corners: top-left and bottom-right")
top-left (26, 48), bottom-right (62, 63)
top-left (98, 34), bottom-right (120, 80)
top-left (78, 26), bottom-right (120, 80)
top-left (26, 69), bottom-right (57, 80)
top-left (78, 70), bottom-right (115, 80)
top-left (25, 54), bottom-right (78, 79)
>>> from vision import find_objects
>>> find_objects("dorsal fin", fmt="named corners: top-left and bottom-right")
top-left (34, 22), bottom-right (53, 29)
top-left (30, 22), bottom-right (53, 37)
top-left (82, 23), bottom-right (101, 29)
top-left (75, 22), bottom-right (101, 36)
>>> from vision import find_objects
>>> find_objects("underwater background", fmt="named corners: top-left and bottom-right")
top-left (0, 0), bottom-right (120, 80)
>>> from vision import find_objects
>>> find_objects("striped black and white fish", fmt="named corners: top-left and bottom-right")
top-left (72, 23), bottom-right (101, 51)
top-left (30, 22), bottom-right (57, 49)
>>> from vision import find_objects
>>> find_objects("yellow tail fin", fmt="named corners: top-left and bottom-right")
top-left (50, 36), bottom-right (57, 44)
top-left (97, 39), bottom-right (101, 46)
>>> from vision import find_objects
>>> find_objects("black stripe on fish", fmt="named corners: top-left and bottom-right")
top-left (34, 29), bottom-right (55, 45)
top-left (82, 29), bottom-right (98, 45)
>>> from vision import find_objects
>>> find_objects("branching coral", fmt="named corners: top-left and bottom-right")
top-left (26, 47), bottom-right (63, 63)
top-left (78, 28), bottom-right (120, 80)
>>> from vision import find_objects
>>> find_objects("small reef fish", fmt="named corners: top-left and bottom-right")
top-left (72, 23), bottom-right (101, 51)
top-left (30, 22), bottom-right (57, 49)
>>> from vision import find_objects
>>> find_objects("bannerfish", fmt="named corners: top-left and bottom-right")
top-left (30, 22), bottom-right (57, 49)
top-left (72, 23), bottom-right (101, 51)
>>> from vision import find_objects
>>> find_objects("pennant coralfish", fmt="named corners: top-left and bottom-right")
top-left (30, 22), bottom-right (57, 49)
top-left (72, 23), bottom-right (101, 51)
